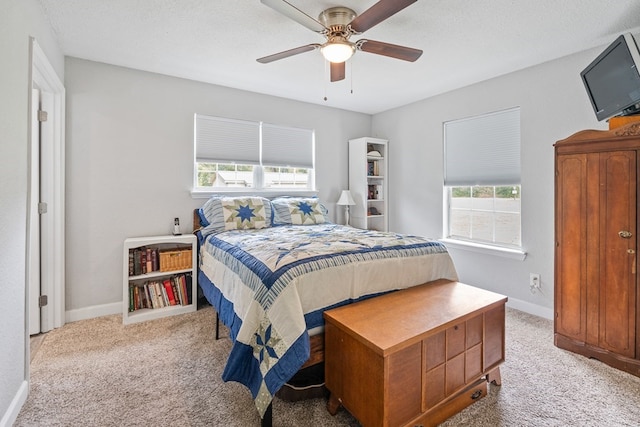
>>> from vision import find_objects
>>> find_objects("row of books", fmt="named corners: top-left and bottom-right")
top-left (367, 160), bottom-right (381, 176)
top-left (128, 273), bottom-right (192, 312)
top-left (129, 247), bottom-right (160, 276)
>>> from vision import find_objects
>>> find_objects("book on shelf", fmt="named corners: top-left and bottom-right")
top-left (128, 251), bottom-right (135, 277)
top-left (183, 274), bottom-right (192, 305)
top-left (151, 249), bottom-right (159, 271)
top-left (163, 279), bottom-right (177, 306)
top-left (129, 285), bottom-right (134, 312)
top-left (133, 250), bottom-right (141, 276)
top-left (143, 285), bottom-right (152, 309)
top-left (156, 281), bottom-right (167, 307)
top-left (171, 277), bottom-right (181, 305)
top-left (146, 247), bottom-right (152, 273)
top-left (147, 282), bottom-right (156, 308)
top-left (141, 250), bottom-right (147, 274)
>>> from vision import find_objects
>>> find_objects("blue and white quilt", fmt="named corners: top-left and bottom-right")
top-left (197, 224), bottom-right (458, 417)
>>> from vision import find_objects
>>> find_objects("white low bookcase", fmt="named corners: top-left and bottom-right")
top-left (122, 234), bottom-right (197, 325)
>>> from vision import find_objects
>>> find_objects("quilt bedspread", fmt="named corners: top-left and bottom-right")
top-left (198, 224), bottom-right (458, 417)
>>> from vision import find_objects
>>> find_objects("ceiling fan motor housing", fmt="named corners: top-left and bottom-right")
top-left (319, 7), bottom-right (357, 37)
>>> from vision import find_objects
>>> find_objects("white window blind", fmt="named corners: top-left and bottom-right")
top-left (195, 114), bottom-right (260, 165)
top-left (444, 107), bottom-right (521, 186)
top-left (261, 123), bottom-right (314, 169)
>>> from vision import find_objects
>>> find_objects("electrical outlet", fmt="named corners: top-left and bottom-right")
top-left (529, 273), bottom-right (541, 294)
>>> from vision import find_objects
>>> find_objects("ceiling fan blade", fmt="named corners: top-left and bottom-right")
top-left (357, 39), bottom-right (423, 62)
top-left (330, 62), bottom-right (346, 82)
top-left (260, 0), bottom-right (326, 33)
top-left (257, 44), bottom-right (320, 64)
top-left (349, 0), bottom-right (417, 33)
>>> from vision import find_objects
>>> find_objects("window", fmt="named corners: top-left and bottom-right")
top-left (197, 163), bottom-right (255, 188)
top-left (443, 108), bottom-right (521, 249)
top-left (194, 114), bottom-right (314, 191)
top-left (447, 185), bottom-right (521, 247)
top-left (263, 167), bottom-right (309, 188)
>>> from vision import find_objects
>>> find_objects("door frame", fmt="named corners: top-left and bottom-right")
top-left (26, 37), bottom-right (65, 337)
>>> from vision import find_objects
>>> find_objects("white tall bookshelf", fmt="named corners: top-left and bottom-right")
top-left (348, 137), bottom-right (389, 231)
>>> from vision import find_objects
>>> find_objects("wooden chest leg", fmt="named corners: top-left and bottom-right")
top-left (486, 367), bottom-right (502, 386)
top-left (327, 393), bottom-right (342, 416)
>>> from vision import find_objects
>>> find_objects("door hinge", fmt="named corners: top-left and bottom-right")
top-left (39, 295), bottom-right (48, 308)
top-left (38, 202), bottom-right (48, 214)
top-left (38, 110), bottom-right (48, 122)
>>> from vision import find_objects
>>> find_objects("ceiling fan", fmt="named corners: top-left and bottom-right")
top-left (257, 0), bottom-right (423, 82)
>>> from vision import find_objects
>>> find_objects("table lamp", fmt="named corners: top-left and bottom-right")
top-left (337, 190), bottom-right (356, 226)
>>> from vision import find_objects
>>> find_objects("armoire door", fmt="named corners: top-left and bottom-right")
top-left (598, 151), bottom-right (636, 358)
top-left (555, 153), bottom-right (589, 342)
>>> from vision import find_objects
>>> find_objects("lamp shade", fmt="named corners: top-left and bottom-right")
top-left (321, 41), bottom-right (355, 63)
top-left (337, 190), bottom-right (355, 206)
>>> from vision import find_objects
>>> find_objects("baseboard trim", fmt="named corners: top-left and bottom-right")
top-left (65, 302), bottom-right (121, 323)
top-left (506, 297), bottom-right (553, 320)
top-left (0, 380), bottom-right (28, 427)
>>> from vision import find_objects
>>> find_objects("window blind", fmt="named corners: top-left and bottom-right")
top-left (444, 107), bottom-right (521, 186)
top-left (261, 123), bottom-right (314, 169)
top-left (195, 114), bottom-right (260, 165)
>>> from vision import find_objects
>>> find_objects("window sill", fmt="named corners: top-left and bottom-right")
top-left (439, 238), bottom-right (527, 261)
top-left (191, 189), bottom-right (319, 199)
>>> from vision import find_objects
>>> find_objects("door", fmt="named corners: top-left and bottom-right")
top-left (555, 153), bottom-right (588, 342)
top-left (28, 88), bottom-right (56, 335)
top-left (598, 151), bottom-right (636, 358)
top-left (28, 88), bottom-right (41, 335)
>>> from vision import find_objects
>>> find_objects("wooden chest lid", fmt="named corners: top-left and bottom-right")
top-left (323, 280), bottom-right (507, 355)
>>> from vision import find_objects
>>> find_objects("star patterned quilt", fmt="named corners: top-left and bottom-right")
top-left (197, 223), bottom-right (458, 418)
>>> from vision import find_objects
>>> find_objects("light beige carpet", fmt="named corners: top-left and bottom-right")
top-left (16, 306), bottom-right (640, 426)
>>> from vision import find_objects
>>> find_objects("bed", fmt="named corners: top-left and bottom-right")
top-left (194, 195), bottom-right (458, 423)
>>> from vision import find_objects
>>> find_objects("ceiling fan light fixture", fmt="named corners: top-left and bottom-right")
top-left (321, 40), bottom-right (355, 63)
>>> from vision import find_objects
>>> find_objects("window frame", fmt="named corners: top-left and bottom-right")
top-left (442, 108), bottom-right (526, 259)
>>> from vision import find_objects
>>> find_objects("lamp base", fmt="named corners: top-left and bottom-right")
top-left (344, 206), bottom-right (350, 226)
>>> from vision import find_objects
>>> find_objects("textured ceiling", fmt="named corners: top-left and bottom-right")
top-left (38, 0), bottom-right (640, 114)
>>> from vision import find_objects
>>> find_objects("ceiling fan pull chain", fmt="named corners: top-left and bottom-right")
top-left (323, 60), bottom-right (328, 101)
top-left (350, 59), bottom-right (354, 94)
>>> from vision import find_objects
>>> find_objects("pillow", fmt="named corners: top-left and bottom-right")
top-left (199, 196), bottom-right (272, 235)
top-left (272, 197), bottom-right (328, 226)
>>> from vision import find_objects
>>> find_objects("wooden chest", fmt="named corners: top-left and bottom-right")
top-left (324, 280), bottom-right (507, 427)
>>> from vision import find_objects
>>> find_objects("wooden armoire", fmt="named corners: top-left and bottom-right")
top-left (554, 121), bottom-right (640, 377)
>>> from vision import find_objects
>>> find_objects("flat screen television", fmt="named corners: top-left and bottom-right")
top-left (581, 33), bottom-right (640, 121)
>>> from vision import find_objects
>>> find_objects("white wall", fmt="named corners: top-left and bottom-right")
top-left (0, 0), bottom-right (63, 425)
top-left (372, 48), bottom-right (610, 318)
top-left (64, 57), bottom-right (371, 314)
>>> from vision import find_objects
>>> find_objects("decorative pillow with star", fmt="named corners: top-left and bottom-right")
top-left (271, 197), bottom-right (327, 225)
top-left (220, 197), bottom-right (270, 230)
top-left (198, 196), bottom-right (272, 235)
